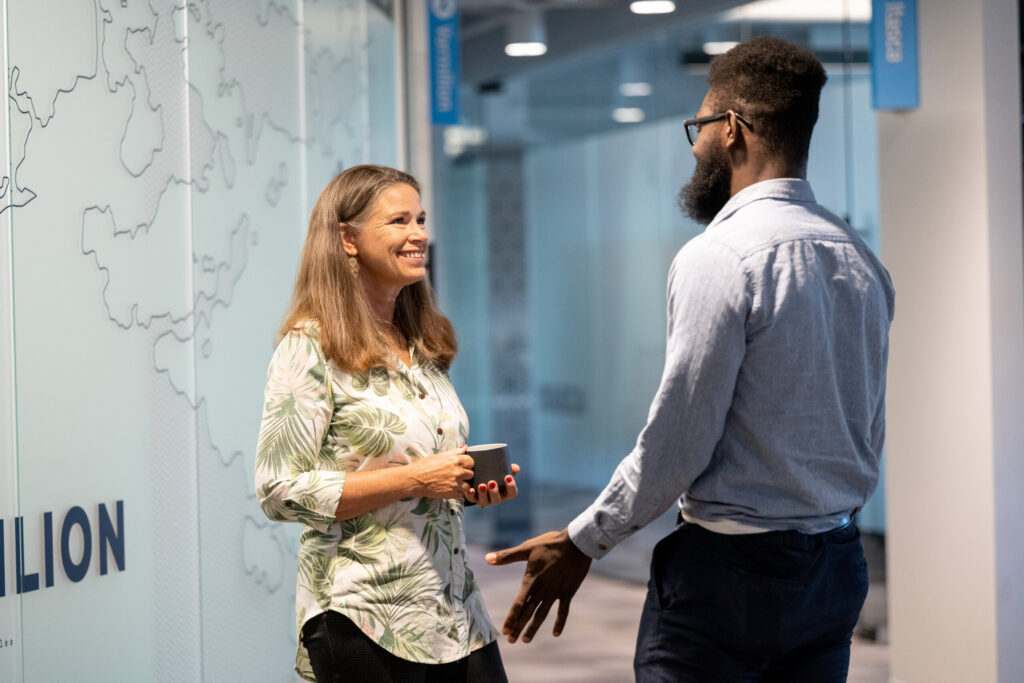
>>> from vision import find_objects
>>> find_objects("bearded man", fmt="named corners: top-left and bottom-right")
top-left (487, 36), bottom-right (895, 682)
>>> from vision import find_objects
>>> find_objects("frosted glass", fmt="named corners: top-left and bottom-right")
top-left (0, 1), bottom-right (394, 680)
top-left (1, 12), bottom-right (22, 674)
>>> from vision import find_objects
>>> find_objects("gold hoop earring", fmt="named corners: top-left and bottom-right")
top-left (348, 256), bottom-right (360, 276)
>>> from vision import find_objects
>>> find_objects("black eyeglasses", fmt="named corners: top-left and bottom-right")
top-left (683, 111), bottom-right (754, 146)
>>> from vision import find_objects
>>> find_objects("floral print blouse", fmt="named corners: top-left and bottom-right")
top-left (255, 321), bottom-right (498, 681)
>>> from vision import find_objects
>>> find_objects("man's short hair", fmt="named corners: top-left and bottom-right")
top-left (708, 36), bottom-right (828, 165)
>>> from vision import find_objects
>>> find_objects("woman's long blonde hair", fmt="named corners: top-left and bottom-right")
top-left (278, 164), bottom-right (457, 372)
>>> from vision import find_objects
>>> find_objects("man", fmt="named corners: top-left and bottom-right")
top-left (486, 36), bottom-right (895, 682)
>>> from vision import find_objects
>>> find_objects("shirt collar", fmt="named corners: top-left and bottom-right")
top-left (706, 178), bottom-right (816, 230)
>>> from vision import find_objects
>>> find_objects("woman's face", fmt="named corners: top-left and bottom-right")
top-left (345, 183), bottom-right (428, 297)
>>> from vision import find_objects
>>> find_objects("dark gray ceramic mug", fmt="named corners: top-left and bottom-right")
top-left (467, 443), bottom-right (511, 495)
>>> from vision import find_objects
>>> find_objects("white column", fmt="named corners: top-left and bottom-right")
top-left (878, 0), bottom-right (1024, 681)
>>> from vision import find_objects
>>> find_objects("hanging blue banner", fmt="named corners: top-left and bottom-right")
top-left (429, 0), bottom-right (459, 126)
top-left (870, 0), bottom-right (920, 110)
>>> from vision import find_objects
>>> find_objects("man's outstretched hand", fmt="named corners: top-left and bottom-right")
top-left (485, 529), bottom-right (593, 643)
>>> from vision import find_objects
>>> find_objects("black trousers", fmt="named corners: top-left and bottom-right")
top-left (302, 610), bottom-right (508, 683)
top-left (634, 522), bottom-right (869, 683)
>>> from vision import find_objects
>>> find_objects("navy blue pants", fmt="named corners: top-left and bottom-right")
top-left (634, 522), bottom-right (869, 682)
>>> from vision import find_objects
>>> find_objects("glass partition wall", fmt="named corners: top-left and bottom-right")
top-left (0, 1), bottom-right (399, 680)
top-left (435, 1), bottom-right (883, 583)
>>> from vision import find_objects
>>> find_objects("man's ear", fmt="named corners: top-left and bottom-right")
top-left (339, 223), bottom-right (359, 257)
top-left (723, 110), bottom-right (744, 150)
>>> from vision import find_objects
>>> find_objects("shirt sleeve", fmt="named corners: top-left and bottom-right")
top-left (254, 328), bottom-right (345, 533)
top-left (567, 237), bottom-right (749, 559)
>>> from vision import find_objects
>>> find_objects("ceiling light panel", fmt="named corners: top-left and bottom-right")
top-left (612, 107), bottom-right (645, 123)
top-left (629, 0), bottom-right (675, 15)
top-left (619, 82), bottom-right (653, 97)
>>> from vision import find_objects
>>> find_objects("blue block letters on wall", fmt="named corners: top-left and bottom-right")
top-left (0, 501), bottom-right (125, 597)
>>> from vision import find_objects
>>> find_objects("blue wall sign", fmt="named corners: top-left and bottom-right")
top-left (429, 0), bottom-right (459, 125)
top-left (870, 0), bottom-right (920, 110)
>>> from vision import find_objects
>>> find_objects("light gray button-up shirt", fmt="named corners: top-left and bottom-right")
top-left (568, 178), bottom-right (895, 559)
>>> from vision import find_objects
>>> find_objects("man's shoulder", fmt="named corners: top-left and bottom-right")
top-left (672, 229), bottom-right (747, 272)
top-left (711, 195), bottom-right (858, 258)
top-left (667, 231), bottom-right (751, 302)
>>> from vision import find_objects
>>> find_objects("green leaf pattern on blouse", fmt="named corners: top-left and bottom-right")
top-left (334, 403), bottom-right (407, 458)
top-left (255, 322), bottom-right (498, 681)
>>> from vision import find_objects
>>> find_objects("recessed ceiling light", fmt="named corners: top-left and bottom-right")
top-left (505, 42), bottom-right (547, 57)
top-left (619, 82), bottom-right (653, 97)
top-left (629, 0), bottom-right (675, 15)
top-left (703, 41), bottom-right (739, 55)
top-left (612, 107), bottom-right (645, 123)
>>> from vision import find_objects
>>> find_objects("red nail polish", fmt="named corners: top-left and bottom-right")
top-left (489, 481), bottom-right (497, 490)
top-left (505, 476), bottom-right (513, 483)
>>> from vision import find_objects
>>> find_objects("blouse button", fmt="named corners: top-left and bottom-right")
top-left (436, 428), bottom-right (443, 435)
top-left (418, 392), bottom-right (426, 399)
top-left (453, 548), bottom-right (460, 555)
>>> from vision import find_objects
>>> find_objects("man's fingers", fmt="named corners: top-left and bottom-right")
top-left (504, 595), bottom-right (540, 643)
top-left (502, 592), bottom-right (531, 639)
top-left (521, 600), bottom-right (553, 643)
top-left (552, 598), bottom-right (572, 637)
top-left (501, 579), bottom-right (534, 633)
top-left (485, 542), bottom-right (532, 565)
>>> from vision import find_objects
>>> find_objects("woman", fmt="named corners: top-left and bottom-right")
top-left (255, 164), bottom-right (518, 683)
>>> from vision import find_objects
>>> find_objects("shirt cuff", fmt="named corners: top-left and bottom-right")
top-left (567, 508), bottom-right (618, 560)
top-left (285, 470), bottom-right (347, 533)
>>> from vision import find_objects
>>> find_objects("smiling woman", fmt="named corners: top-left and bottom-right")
top-left (255, 165), bottom-right (520, 683)
top-left (277, 165), bottom-right (452, 374)
top-left (339, 183), bottom-right (430, 359)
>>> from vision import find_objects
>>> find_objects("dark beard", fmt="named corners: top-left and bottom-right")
top-left (678, 142), bottom-right (732, 225)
